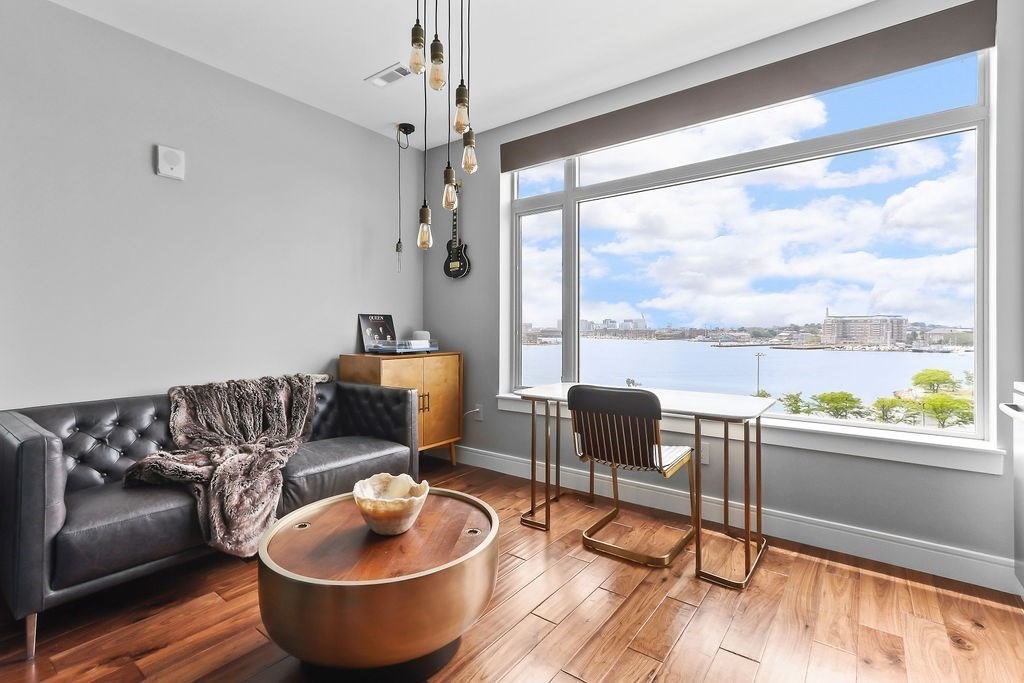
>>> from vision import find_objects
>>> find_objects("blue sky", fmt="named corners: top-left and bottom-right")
top-left (520, 54), bottom-right (980, 330)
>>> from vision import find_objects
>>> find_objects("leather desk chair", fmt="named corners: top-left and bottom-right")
top-left (567, 385), bottom-right (697, 567)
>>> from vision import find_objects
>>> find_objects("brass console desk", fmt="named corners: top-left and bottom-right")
top-left (514, 382), bottom-right (775, 589)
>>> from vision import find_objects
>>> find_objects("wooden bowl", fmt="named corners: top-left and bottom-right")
top-left (352, 473), bottom-right (429, 535)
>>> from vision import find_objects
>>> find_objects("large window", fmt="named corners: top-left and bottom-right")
top-left (513, 54), bottom-right (986, 436)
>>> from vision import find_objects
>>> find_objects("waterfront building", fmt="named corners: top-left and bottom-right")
top-left (821, 314), bottom-right (907, 346)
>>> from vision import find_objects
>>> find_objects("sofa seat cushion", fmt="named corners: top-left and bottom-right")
top-left (54, 484), bottom-right (204, 589)
top-left (278, 436), bottom-right (411, 516)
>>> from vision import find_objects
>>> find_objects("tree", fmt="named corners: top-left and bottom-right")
top-left (911, 368), bottom-right (960, 393)
top-left (810, 392), bottom-right (868, 419)
top-left (779, 392), bottom-right (811, 414)
top-left (963, 370), bottom-right (974, 386)
top-left (625, 378), bottom-right (642, 387)
top-left (920, 393), bottom-right (973, 428)
top-left (754, 389), bottom-right (771, 398)
top-left (871, 397), bottom-right (918, 424)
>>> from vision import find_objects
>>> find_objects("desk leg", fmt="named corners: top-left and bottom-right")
top-left (555, 401), bottom-right (562, 501)
top-left (723, 421), bottom-right (730, 533)
top-left (757, 417), bottom-right (763, 545)
top-left (696, 416), bottom-right (768, 590)
top-left (530, 400), bottom-right (537, 513)
top-left (693, 417), bottom-right (704, 576)
top-left (744, 420), bottom-right (752, 575)
top-left (521, 399), bottom-right (559, 530)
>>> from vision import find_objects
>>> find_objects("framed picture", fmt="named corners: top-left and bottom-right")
top-left (358, 314), bottom-right (396, 352)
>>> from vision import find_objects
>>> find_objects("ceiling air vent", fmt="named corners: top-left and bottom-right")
top-left (364, 63), bottom-right (412, 88)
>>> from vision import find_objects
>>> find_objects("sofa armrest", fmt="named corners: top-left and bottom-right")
top-left (0, 411), bottom-right (67, 619)
top-left (329, 382), bottom-right (419, 479)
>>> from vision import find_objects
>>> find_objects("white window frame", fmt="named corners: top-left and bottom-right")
top-left (504, 54), bottom-right (1001, 472)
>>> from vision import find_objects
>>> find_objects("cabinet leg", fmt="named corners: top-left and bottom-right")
top-left (448, 442), bottom-right (457, 466)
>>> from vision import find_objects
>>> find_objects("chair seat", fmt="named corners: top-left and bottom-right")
top-left (660, 445), bottom-right (693, 478)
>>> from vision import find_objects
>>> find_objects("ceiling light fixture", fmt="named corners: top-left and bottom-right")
top-left (460, 0), bottom-right (477, 174)
top-left (395, 122), bottom-right (414, 271)
top-left (417, 73), bottom-right (433, 249)
top-left (452, 0), bottom-right (469, 134)
top-left (441, 0), bottom-right (458, 211)
top-left (409, 0), bottom-right (426, 75)
top-left (428, 0), bottom-right (447, 91)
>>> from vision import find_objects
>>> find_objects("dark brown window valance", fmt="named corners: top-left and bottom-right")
top-left (500, 0), bottom-right (996, 172)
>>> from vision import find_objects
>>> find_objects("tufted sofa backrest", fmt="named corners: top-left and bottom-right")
top-left (19, 395), bottom-right (174, 492)
top-left (19, 381), bottom-right (336, 493)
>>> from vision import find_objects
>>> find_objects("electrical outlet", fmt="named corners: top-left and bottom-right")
top-left (474, 403), bottom-right (483, 421)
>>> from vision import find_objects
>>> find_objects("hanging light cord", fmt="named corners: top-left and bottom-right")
top-left (466, 0), bottom-right (471, 116)
top-left (459, 0), bottom-right (464, 83)
top-left (423, 57), bottom-right (428, 202)
top-left (415, 0), bottom-right (419, 24)
top-left (447, 0), bottom-right (452, 163)
top-left (397, 127), bottom-right (409, 248)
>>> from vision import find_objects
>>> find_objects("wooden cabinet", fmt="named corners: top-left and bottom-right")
top-left (338, 352), bottom-right (463, 464)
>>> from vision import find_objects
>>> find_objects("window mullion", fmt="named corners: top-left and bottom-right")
top-left (562, 158), bottom-right (579, 382)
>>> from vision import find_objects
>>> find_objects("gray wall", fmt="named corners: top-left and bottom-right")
top-left (0, 0), bottom-right (426, 409)
top-left (425, 0), bottom-right (1024, 591)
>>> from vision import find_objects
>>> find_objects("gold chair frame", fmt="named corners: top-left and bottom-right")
top-left (569, 387), bottom-right (697, 567)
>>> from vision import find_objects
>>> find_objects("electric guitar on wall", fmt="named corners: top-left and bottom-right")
top-left (444, 183), bottom-right (470, 279)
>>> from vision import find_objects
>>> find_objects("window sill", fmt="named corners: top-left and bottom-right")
top-left (496, 393), bottom-right (1005, 475)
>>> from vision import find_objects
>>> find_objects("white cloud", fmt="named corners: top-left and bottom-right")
top-left (882, 135), bottom-right (977, 249)
top-left (581, 97), bottom-right (828, 185)
top-left (575, 132), bottom-right (977, 328)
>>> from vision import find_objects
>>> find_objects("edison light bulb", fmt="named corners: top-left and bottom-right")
top-left (453, 82), bottom-right (469, 133)
top-left (410, 46), bottom-right (426, 75)
top-left (417, 204), bottom-right (433, 249)
top-left (462, 129), bottom-right (478, 174)
top-left (409, 21), bottom-right (425, 74)
top-left (442, 164), bottom-right (458, 211)
top-left (429, 62), bottom-right (447, 91)
top-left (429, 36), bottom-right (446, 90)
top-left (453, 105), bottom-right (469, 133)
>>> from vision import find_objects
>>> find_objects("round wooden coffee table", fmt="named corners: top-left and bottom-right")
top-left (257, 488), bottom-right (498, 671)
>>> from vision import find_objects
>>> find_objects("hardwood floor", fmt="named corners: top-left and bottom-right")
top-left (1, 458), bottom-right (1022, 682)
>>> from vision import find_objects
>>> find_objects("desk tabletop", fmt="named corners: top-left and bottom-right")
top-left (515, 382), bottom-right (776, 421)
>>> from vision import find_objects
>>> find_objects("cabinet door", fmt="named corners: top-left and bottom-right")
top-left (422, 354), bottom-right (461, 447)
top-left (380, 358), bottom-right (426, 448)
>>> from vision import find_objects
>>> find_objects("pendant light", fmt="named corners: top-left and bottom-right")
top-left (452, 0), bottom-right (469, 133)
top-left (417, 73), bottom-right (433, 249)
top-left (409, 1), bottom-right (426, 75)
top-left (441, 0), bottom-right (458, 211)
top-left (395, 123), bottom-right (414, 272)
top-left (462, 128), bottom-right (477, 174)
top-left (460, 0), bottom-right (477, 173)
top-left (428, 0), bottom-right (446, 91)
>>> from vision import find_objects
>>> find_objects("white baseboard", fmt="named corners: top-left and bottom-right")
top-left (453, 445), bottom-right (1022, 595)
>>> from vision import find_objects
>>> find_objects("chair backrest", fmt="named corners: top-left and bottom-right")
top-left (567, 385), bottom-right (663, 471)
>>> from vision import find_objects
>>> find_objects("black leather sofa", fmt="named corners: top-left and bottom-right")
top-left (0, 380), bottom-right (417, 659)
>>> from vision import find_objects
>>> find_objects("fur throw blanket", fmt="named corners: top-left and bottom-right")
top-left (124, 373), bottom-right (329, 557)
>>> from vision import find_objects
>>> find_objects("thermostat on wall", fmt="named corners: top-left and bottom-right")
top-left (155, 145), bottom-right (186, 180)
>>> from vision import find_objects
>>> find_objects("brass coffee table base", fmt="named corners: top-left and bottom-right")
top-left (258, 489), bottom-right (499, 669)
top-left (299, 638), bottom-right (461, 683)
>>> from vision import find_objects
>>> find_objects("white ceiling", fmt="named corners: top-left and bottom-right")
top-left (48, 0), bottom-right (882, 149)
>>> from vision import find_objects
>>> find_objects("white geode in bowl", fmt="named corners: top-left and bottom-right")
top-left (352, 473), bottom-right (430, 535)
